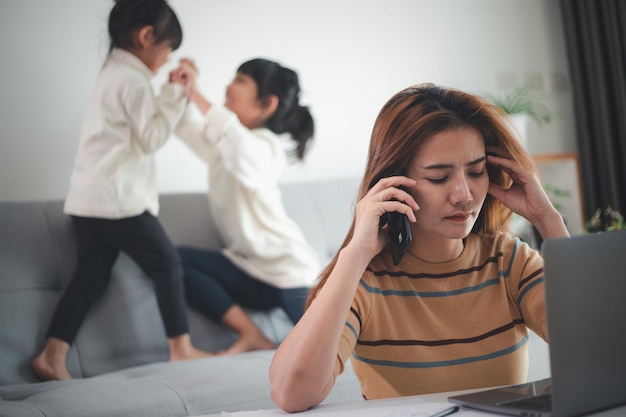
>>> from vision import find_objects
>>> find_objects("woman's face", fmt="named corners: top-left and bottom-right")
top-left (407, 127), bottom-right (489, 243)
top-left (225, 72), bottom-right (269, 129)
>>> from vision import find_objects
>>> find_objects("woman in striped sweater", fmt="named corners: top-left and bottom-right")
top-left (270, 83), bottom-right (570, 412)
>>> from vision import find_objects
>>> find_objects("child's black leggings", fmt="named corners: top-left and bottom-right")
top-left (47, 212), bottom-right (188, 343)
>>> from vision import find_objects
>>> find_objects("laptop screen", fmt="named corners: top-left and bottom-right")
top-left (449, 230), bottom-right (626, 417)
top-left (543, 230), bottom-right (626, 416)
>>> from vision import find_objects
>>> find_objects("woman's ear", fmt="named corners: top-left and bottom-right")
top-left (262, 95), bottom-right (279, 119)
top-left (136, 25), bottom-right (154, 48)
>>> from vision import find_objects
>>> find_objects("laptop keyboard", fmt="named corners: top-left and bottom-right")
top-left (499, 393), bottom-right (553, 412)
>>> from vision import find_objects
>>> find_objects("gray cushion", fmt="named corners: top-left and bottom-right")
top-left (0, 351), bottom-right (362, 417)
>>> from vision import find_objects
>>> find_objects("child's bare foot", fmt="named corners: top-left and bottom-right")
top-left (32, 338), bottom-right (72, 381)
top-left (221, 332), bottom-right (275, 355)
top-left (32, 354), bottom-right (71, 381)
top-left (168, 333), bottom-right (213, 361)
top-left (219, 305), bottom-right (276, 355)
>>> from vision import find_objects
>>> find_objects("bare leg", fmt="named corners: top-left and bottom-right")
top-left (168, 333), bottom-right (213, 361)
top-left (220, 305), bottom-right (275, 355)
top-left (32, 337), bottom-right (72, 381)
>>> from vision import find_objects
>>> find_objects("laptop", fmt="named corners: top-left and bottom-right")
top-left (448, 229), bottom-right (626, 417)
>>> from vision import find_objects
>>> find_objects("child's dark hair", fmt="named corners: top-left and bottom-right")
top-left (238, 58), bottom-right (314, 161)
top-left (108, 0), bottom-right (182, 54)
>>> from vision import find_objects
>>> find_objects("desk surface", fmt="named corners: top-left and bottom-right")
top-left (197, 389), bottom-right (626, 417)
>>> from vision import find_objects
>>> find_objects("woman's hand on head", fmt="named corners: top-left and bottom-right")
top-left (486, 155), bottom-right (550, 219)
top-left (349, 176), bottom-right (418, 261)
top-left (486, 154), bottom-right (568, 239)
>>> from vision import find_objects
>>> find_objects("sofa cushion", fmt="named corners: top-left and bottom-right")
top-left (0, 201), bottom-right (81, 384)
top-left (0, 351), bottom-right (363, 417)
top-left (279, 179), bottom-right (358, 265)
top-left (0, 201), bottom-right (76, 291)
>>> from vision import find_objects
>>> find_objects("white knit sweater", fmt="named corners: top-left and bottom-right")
top-left (175, 105), bottom-right (320, 289)
top-left (64, 48), bottom-right (187, 219)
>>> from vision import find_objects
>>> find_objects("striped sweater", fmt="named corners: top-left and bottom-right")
top-left (333, 231), bottom-right (547, 399)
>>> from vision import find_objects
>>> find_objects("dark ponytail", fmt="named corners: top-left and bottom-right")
top-left (238, 58), bottom-right (314, 161)
top-left (285, 104), bottom-right (315, 160)
top-left (108, 0), bottom-right (182, 54)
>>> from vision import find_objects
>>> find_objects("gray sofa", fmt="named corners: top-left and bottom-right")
top-left (0, 178), bottom-right (363, 417)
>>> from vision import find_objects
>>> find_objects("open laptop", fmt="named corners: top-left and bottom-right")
top-left (448, 229), bottom-right (626, 417)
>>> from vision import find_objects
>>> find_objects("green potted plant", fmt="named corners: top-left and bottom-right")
top-left (485, 85), bottom-right (555, 151)
top-left (584, 206), bottom-right (626, 233)
top-left (486, 85), bottom-right (554, 127)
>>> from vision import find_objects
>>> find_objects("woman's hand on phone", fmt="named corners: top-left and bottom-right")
top-left (349, 176), bottom-right (418, 260)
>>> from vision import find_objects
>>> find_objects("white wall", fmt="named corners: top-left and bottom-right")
top-left (0, 0), bottom-right (576, 201)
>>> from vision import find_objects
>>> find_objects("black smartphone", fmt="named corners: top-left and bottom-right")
top-left (382, 210), bottom-right (412, 266)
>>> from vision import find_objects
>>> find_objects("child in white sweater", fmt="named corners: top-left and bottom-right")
top-left (170, 57), bottom-right (320, 354)
top-left (33, 0), bottom-right (210, 381)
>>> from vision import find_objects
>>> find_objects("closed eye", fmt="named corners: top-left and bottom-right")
top-left (427, 177), bottom-right (447, 184)
top-left (469, 170), bottom-right (486, 178)
top-left (427, 171), bottom-right (485, 184)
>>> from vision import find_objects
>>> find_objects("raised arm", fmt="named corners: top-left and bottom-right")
top-left (487, 154), bottom-right (570, 241)
top-left (170, 58), bottom-right (213, 115)
top-left (269, 177), bottom-right (418, 412)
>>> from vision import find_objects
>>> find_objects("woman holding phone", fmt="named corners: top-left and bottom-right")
top-left (269, 83), bottom-right (569, 412)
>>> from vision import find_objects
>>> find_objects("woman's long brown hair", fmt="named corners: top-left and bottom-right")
top-left (305, 83), bottom-right (537, 309)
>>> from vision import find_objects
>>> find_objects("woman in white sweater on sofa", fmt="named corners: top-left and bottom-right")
top-left (170, 58), bottom-right (320, 354)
